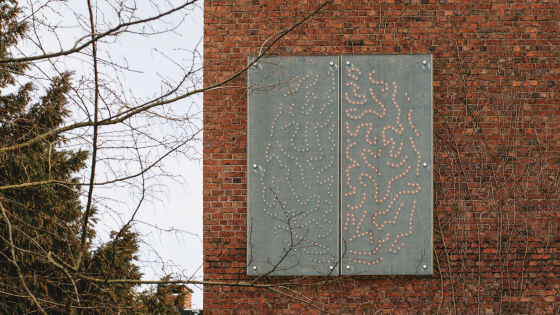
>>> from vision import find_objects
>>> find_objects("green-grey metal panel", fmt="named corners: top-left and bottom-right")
top-left (247, 56), bottom-right (339, 276)
top-left (340, 55), bottom-right (433, 275)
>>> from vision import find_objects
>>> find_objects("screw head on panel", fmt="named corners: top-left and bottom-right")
top-left (346, 60), bottom-right (351, 66)
top-left (422, 264), bottom-right (428, 269)
top-left (422, 60), bottom-right (427, 65)
top-left (329, 265), bottom-right (334, 270)
top-left (252, 266), bottom-right (257, 270)
top-left (346, 265), bottom-right (351, 270)
top-left (423, 162), bottom-right (428, 167)
top-left (330, 61), bottom-right (334, 66)
top-left (252, 163), bottom-right (258, 169)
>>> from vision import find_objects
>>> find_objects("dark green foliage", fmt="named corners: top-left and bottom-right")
top-left (0, 1), bottom-right (183, 313)
top-left (135, 277), bottom-right (189, 315)
top-left (0, 0), bottom-right (28, 89)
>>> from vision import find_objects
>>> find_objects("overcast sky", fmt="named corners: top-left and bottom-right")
top-left (15, 0), bottom-right (206, 308)
top-left (93, 2), bottom-right (206, 308)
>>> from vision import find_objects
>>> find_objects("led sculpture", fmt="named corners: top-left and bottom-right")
top-left (247, 56), bottom-right (340, 275)
top-left (247, 55), bottom-right (433, 276)
top-left (341, 55), bottom-right (433, 275)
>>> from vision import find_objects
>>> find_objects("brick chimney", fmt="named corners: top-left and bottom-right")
top-left (167, 285), bottom-right (193, 310)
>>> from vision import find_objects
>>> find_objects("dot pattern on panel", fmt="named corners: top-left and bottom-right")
top-left (260, 69), bottom-right (338, 264)
top-left (343, 66), bottom-right (423, 266)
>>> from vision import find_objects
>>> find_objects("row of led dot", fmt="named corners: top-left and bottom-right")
top-left (256, 64), bottom-right (428, 265)
top-left (345, 200), bottom-right (419, 264)
top-left (260, 69), bottom-right (339, 259)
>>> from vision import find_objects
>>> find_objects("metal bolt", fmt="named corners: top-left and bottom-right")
top-left (346, 60), bottom-right (351, 66)
top-left (330, 61), bottom-right (334, 66)
top-left (329, 265), bottom-right (334, 270)
top-left (252, 163), bottom-right (258, 169)
top-left (252, 266), bottom-right (257, 270)
top-left (423, 162), bottom-right (428, 167)
top-left (422, 264), bottom-right (428, 269)
top-left (346, 265), bottom-right (351, 270)
top-left (422, 60), bottom-right (427, 65)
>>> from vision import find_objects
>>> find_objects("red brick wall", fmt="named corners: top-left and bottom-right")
top-left (185, 290), bottom-right (192, 310)
top-left (166, 287), bottom-right (192, 309)
top-left (203, 1), bottom-right (560, 314)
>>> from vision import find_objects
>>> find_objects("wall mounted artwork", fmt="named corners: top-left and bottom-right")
top-left (247, 55), bottom-right (433, 276)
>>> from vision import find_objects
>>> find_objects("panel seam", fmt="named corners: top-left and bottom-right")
top-left (338, 55), bottom-right (342, 275)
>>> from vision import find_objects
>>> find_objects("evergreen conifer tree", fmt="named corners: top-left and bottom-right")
top-left (0, 1), bottom-right (185, 313)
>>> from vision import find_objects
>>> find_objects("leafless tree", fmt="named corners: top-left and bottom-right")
top-left (4, 0), bottom-right (554, 314)
top-left (0, 0), bottom-right (340, 313)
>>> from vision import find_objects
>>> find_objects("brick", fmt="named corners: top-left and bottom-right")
top-left (203, 1), bottom-right (560, 314)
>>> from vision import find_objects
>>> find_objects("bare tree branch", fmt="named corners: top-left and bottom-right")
top-left (0, 0), bottom-right (198, 65)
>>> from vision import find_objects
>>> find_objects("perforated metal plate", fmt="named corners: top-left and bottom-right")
top-left (247, 55), bottom-right (433, 276)
top-left (340, 55), bottom-right (433, 275)
top-left (247, 56), bottom-right (340, 276)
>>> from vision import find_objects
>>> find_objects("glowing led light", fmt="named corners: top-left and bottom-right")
top-left (340, 62), bottom-right (430, 268)
top-left (250, 57), bottom-right (432, 273)
top-left (252, 64), bottom-right (342, 270)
